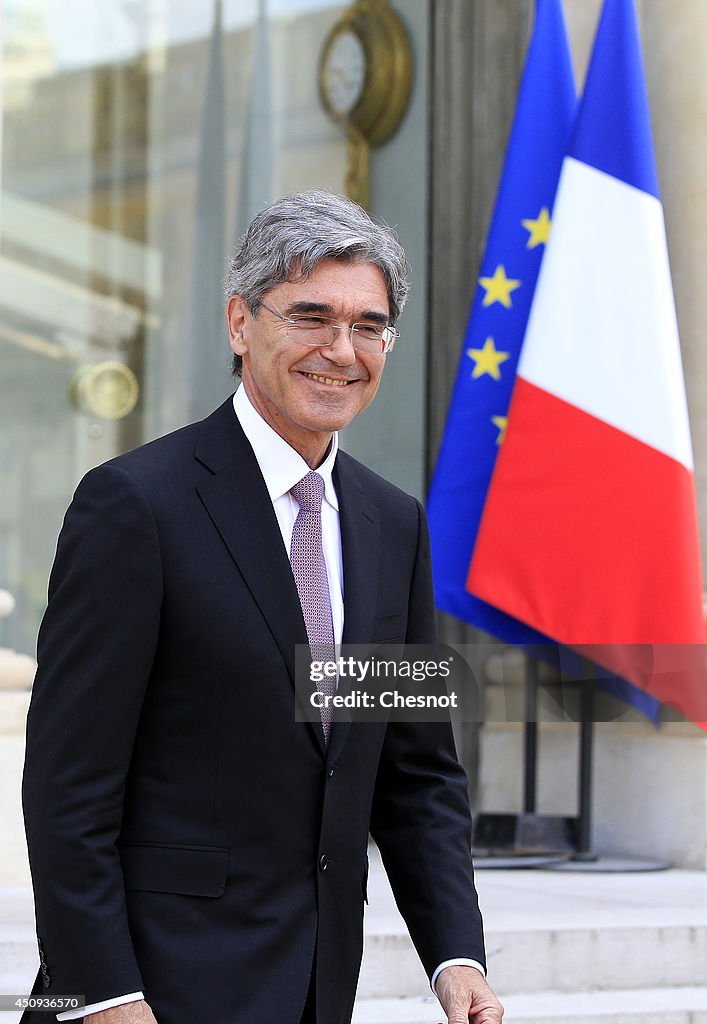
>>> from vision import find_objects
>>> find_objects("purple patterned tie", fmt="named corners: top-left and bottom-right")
top-left (290, 472), bottom-right (336, 743)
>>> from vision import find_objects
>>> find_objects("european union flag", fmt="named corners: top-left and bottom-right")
top-left (427, 0), bottom-right (576, 642)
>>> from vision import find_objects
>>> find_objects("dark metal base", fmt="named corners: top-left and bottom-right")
top-left (472, 812), bottom-right (577, 857)
top-left (473, 853), bottom-right (570, 869)
top-left (471, 814), bottom-right (671, 871)
top-left (546, 855), bottom-right (672, 873)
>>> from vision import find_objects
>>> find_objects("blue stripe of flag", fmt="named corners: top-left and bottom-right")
top-left (427, 0), bottom-right (576, 643)
top-left (569, 0), bottom-right (660, 198)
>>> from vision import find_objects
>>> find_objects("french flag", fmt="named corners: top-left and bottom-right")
top-left (467, 0), bottom-right (707, 722)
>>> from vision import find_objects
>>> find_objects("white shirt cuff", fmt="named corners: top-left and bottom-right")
top-left (56, 991), bottom-right (144, 1020)
top-left (431, 959), bottom-right (486, 994)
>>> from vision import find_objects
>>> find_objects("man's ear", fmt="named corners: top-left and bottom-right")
top-left (227, 295), bottom-right (249, 357)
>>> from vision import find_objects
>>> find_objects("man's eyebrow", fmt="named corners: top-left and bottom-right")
top-left (284, 300), bottom-right (336, 316)
top-left (284, 300), bottom-right (390, 324)
top-left (358, 310), bottom-right (390, 326)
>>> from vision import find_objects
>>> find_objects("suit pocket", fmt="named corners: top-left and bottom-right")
top-left (370, 611), bottom-right (406, 644)
top-left (119, 842), bottom-right (229, 897)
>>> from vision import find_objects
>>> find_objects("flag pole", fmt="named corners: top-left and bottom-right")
top-left (523, 655), bottom-right (539, 814)
top-left (574, 662), bottom-right (596, 860)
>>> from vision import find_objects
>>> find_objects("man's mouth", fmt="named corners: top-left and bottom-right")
top-left (300, 372), bottom-right (356, 387)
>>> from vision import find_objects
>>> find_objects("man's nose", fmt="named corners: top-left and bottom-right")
top-left (322, 325), bottom-right (357, 364)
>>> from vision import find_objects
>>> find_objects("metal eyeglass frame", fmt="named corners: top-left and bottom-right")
top-left (257, 301), bottom-right (399, 354)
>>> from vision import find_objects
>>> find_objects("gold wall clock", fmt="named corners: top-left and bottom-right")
top-left (69, 361), bottom-right (139, 420)
top-left (318, 0), bottom-right (413, 208)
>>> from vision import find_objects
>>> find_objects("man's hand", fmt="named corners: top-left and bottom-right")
top-left (85, 1001), bottom-right (157, 1023)
top-left (435, 965), bottom-right (504, 1024)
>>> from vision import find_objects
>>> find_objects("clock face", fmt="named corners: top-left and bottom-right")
top-left (321, 28), bottom-right (366, 117)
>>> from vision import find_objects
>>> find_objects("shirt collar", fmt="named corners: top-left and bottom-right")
top-left (233, 385), bottom-right (339, 510)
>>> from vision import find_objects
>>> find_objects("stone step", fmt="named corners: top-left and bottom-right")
top-left (352, 994), bottom-right (438, 1023)
top-left (0, 935), bottom-right (37, 1024)
top-left (0, 887), bottom-right (37, 1024)
top-left (358, 916), bottom-right (707, 997)
top-left (360, 858), bottom-right (707, 998)
top-left (486, 920), bottom-right (707, 997)
top-left (499, 985), bottom-right (707, 1023)
top-left (358, 876), bottom-right (704, 995)
top-left (353, 987), bottom-right (707, 1024)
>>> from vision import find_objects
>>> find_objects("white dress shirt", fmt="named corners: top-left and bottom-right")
top-left (233, 385), bottom-right (344, 645)
top-left (57, 386), bottom-right (481, 1019)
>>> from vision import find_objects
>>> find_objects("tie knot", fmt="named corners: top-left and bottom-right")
top-left (291, 471), bottom-right (325, 514)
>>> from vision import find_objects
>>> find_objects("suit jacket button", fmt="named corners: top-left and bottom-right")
top-left (42, 974), bottom-right (51, 987)
top-left (319, 855), bottom-right (329, 872)
top-left (328, 766), bottom-right (336, 777)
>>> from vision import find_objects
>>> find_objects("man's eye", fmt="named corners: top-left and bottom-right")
top-left (291, 316), bottom-right (328, 327)
top-left (355, 324), bottom-right (383, 339)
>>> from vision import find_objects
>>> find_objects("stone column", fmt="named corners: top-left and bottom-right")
top-left (638, 0), bottom-right (707, 574)
top-left (428, 0), bottom-right (533, 803)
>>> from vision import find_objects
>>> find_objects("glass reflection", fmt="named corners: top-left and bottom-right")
top-left (0, 0), bottom-right (347, 648)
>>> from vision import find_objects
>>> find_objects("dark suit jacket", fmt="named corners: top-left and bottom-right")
top-left (22, 397), bottom-right (485, 1024)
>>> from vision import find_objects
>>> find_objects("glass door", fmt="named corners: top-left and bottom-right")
top-left (1, 0), bottom-right (389, 658)
top-left (0, 0), bottom-right (163, 655)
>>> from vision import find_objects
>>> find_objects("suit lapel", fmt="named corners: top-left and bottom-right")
top-left (328, 453), bottom-right (381, 764)
top-left (194, 400), bottom-right (308, 687)
top-left (336, 454), bottom-right (380, 647)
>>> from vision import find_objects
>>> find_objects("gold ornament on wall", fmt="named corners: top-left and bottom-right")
top-left (69, 361), bottom-right (139, 420)
top-left (318, 0), bottom-right (413, 208)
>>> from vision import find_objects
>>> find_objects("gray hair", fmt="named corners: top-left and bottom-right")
top-left (225, 189), bottom-right (409, 376)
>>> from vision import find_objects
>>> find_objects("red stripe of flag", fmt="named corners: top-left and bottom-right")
top-left (467, 378), bottom-right (707, 719)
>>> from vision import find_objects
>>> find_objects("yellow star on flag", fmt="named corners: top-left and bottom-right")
top-left (467, 337), bottom-right (511, 381)
top-left (491, 415), bottom-right (508, 445)
top-left (521, 207), bottom-right (552, 249)
top-left (478, 265), bottom-right (521, 309)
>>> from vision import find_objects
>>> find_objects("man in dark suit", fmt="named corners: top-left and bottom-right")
top-left (22, 191), bottom-right (503, 1024)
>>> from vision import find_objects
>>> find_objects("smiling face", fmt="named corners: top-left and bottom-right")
top-left (227, 259), bottom-right (390, 467)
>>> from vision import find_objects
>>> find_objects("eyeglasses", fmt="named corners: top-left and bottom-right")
top-left (257, 301), bottom-right (399, 355)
